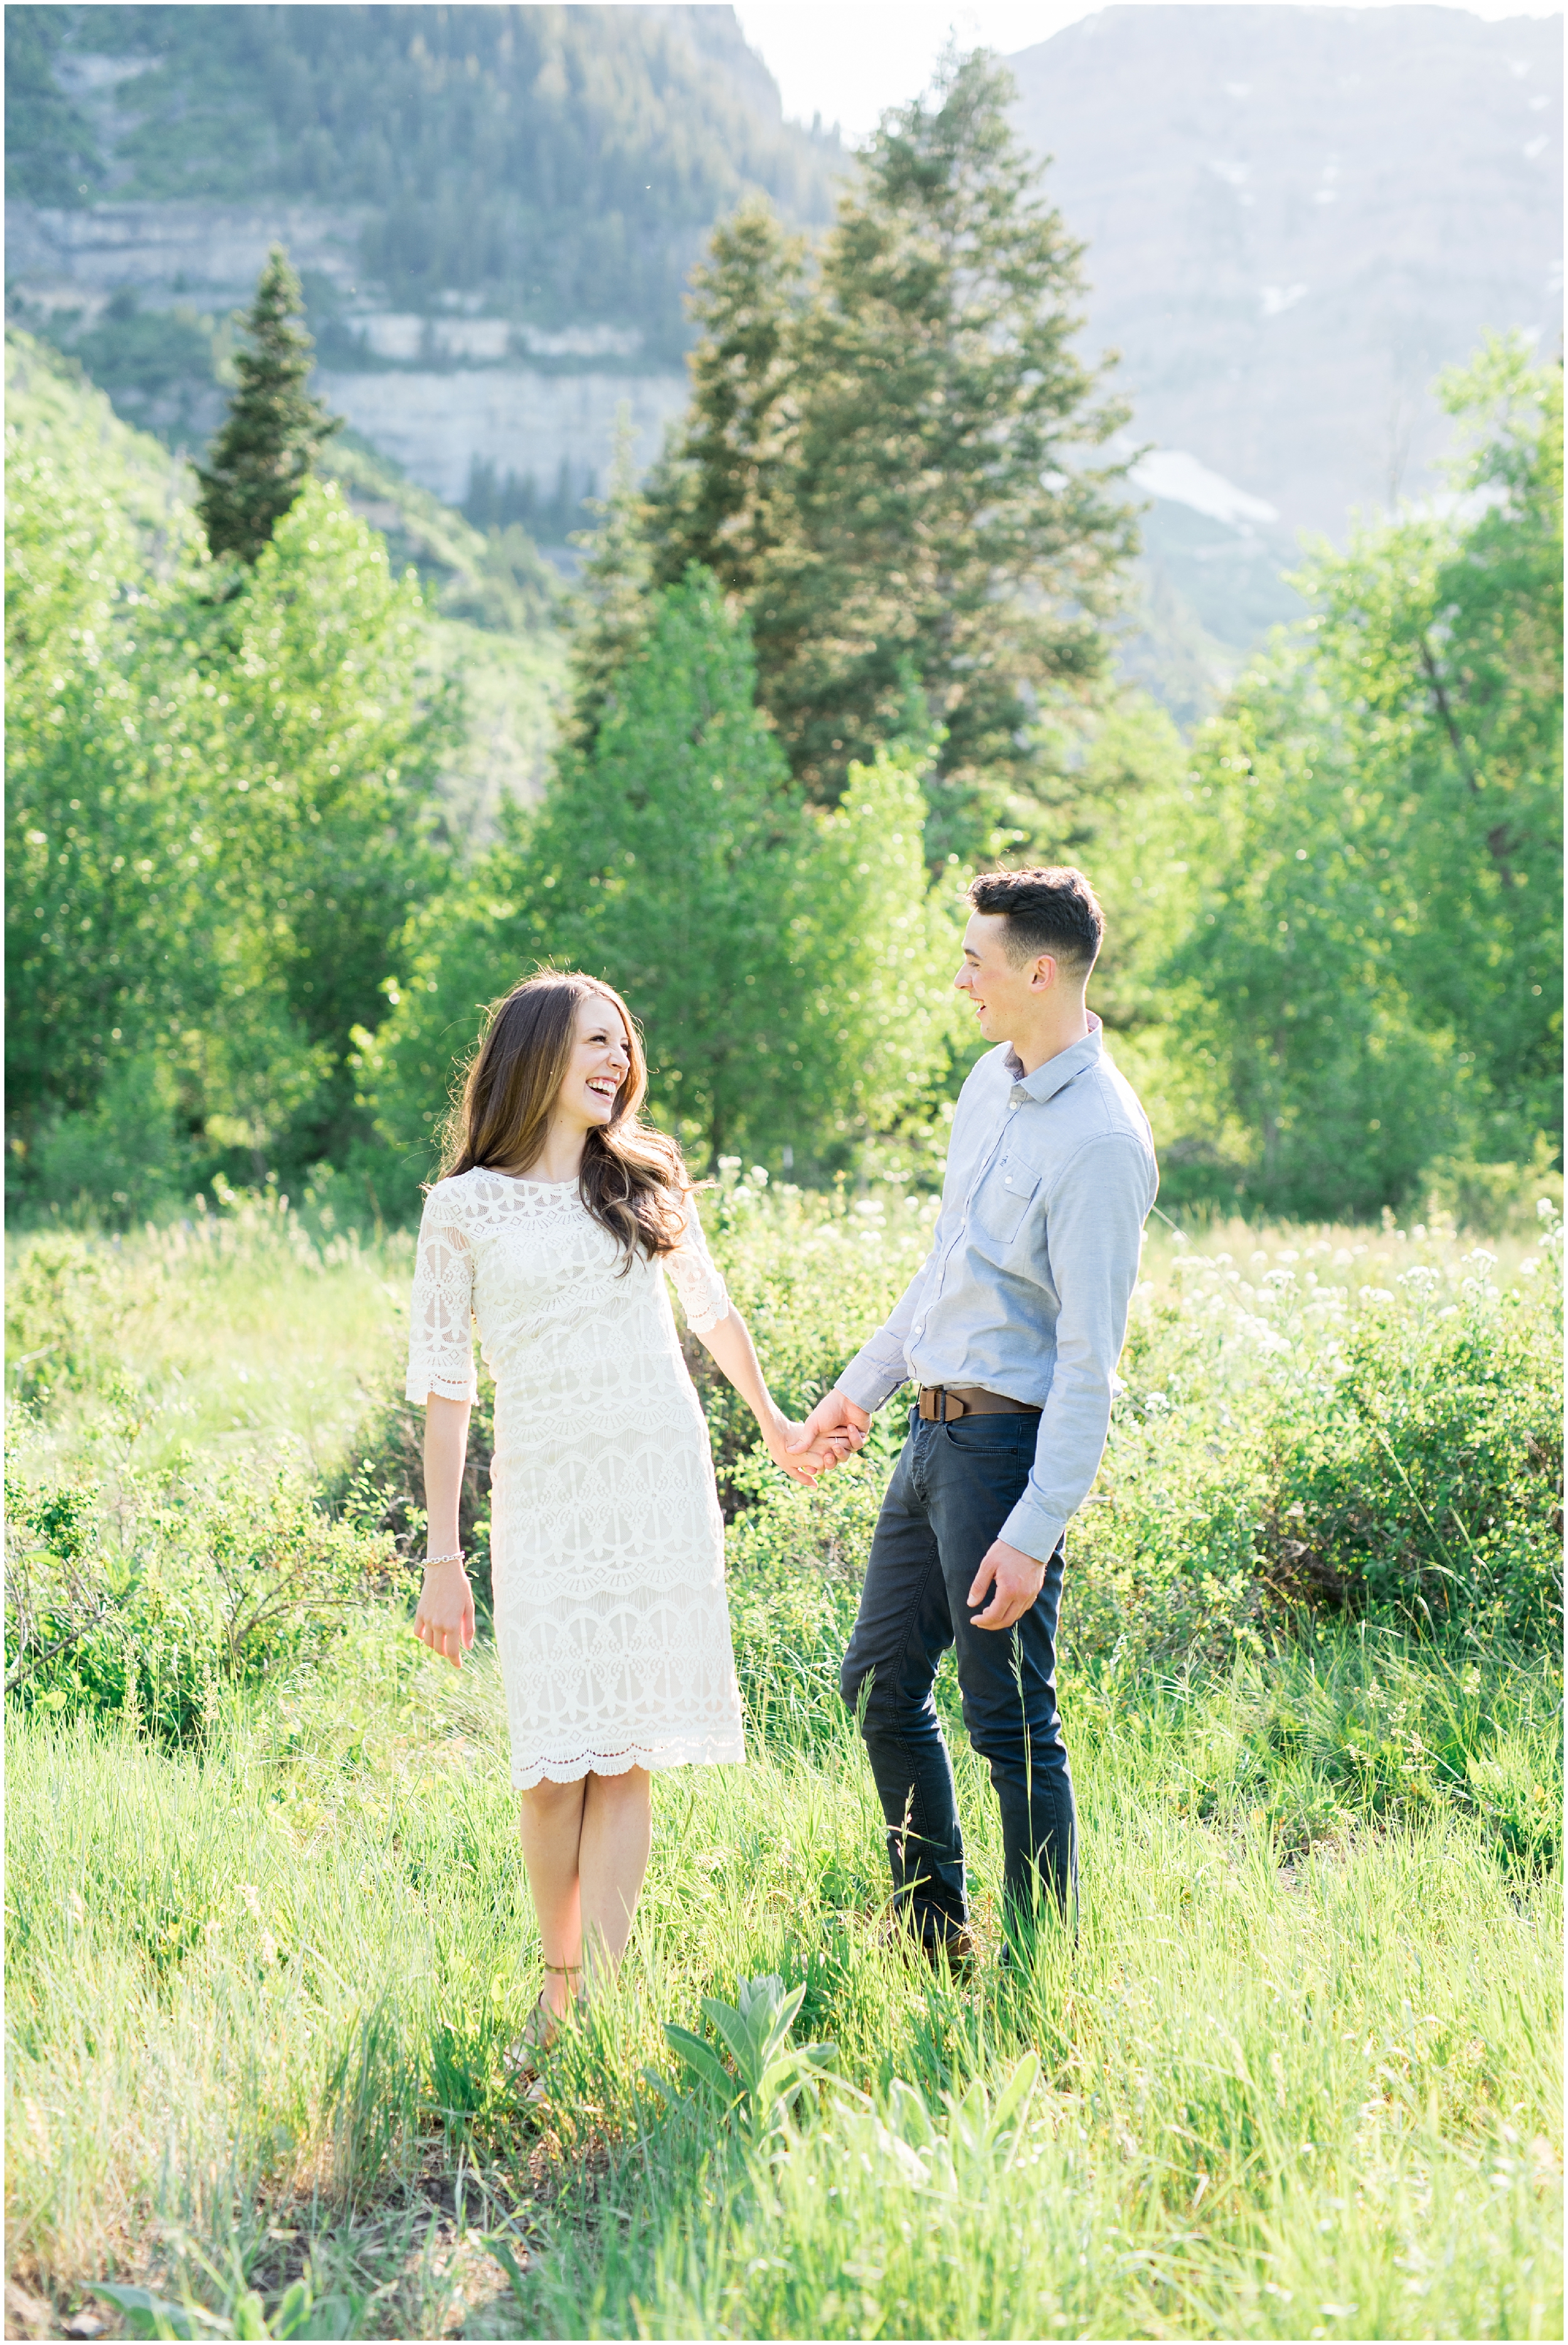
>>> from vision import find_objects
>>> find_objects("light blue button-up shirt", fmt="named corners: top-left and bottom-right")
top-left (838, 1014), bottom-right (1158, 1563)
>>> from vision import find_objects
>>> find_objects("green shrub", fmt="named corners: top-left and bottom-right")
top-left (4, 1458), bottom-right (395, 1741)
top-left (4, 1229), bottom-right (137, 1403)
top-left (1261, 1273), bottom-right (1562, 1640)
top-left (325, 1373), bottom-right (498, 1619)
top-left (1422, 1136), bottom-right (1565, 1237)
top-left (701, 1200), bottom-right (1564, 1679)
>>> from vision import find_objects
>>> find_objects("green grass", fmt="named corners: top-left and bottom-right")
top-left (5, 1185), bottom-right (413, 1477)
top-left (4, 1194), bottom-right (1562, 2339)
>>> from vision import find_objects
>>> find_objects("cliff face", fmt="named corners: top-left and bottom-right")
top-left (4, 3), bottom-right (832, 514)
top-left (8, 192), bottom-right (689, 502)
top-left (310, 365), bottom-right (689, 512)
top-left (1014, 5), bottom-right (1562, 536)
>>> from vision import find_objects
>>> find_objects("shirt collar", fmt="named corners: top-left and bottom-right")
top-left (1004, 1013), bottom-right (1104, 1104)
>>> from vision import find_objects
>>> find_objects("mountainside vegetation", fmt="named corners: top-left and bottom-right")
top-left (5, 4), bottom-right (841, 359)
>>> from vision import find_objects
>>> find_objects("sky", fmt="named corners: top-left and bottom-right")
top-left (729, 0), bottom-right (1564, 141)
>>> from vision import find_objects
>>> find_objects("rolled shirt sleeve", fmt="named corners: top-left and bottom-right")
top-left (999, 1132), bottom-right (1153, 1563)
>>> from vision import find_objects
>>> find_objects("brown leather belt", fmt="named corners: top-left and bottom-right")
top-left (918, 1384), bottom-right (1041, 1424)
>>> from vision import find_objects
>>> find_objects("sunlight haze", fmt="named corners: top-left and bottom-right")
top-left (732, 0), bottom-right (1565, 139)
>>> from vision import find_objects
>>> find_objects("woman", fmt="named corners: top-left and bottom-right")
top-left (406, 970), bottom-right (841, 2061)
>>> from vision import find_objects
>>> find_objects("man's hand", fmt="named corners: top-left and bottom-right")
top-left (764, 1417), bottom-right (855, 1487)
top-left (414, 1560), bottom-right (475, 1669)
top-left (787, 1390), bottom-right (871, 1473)
top-left (967, 1538), bottom-right (1047, 1632)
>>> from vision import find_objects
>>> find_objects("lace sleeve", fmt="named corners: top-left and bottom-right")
top-left (664, 1190), bottom-right (730, 1336)
top-left (406, 1184), bottom-right (479, 1404)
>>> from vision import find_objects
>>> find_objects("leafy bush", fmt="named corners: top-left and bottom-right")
top-left (4, 1458), bottom-right (395, 1740)
top-left (326, 1373), bottom-right (498, 1619)
top-left (703, 1199), bottom-right (1564, 1679)
top-left (1042, 1210), bottom-right (1561, 1664)
top-left (4, 1230), bottom-right (137, 1403)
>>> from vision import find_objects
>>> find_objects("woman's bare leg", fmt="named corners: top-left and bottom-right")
top-left (516, 1767), bottom-right (653, 2010)
top-left (517, 1776), bottom-right (588, 2014)
top-left (578, 1767), bottom-right (653, 1987)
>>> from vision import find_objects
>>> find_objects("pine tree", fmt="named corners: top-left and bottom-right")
top-left (565, 410), bottom-right (655, 748)
top-left (196, 247), bottom-right (339, 565)
top-left (643, 198), bottom-right (808, 598)
top-left (753, 50), bottom-right (1135, 814)
top-left (642, 51), bottom-right (1138, 845)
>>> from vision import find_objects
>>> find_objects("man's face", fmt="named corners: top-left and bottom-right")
top-left (955, 912), bottom-right (1051, 1042)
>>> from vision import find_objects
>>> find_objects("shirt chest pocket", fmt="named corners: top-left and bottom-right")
top-left (971, 1149), bottom-right (1043, 1249)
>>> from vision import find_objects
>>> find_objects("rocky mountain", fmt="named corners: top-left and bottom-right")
top-left (1016, 4), bottom-right (1562, 695)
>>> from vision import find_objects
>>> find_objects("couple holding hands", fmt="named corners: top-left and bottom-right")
top-left (408, 865), bottom-right (1156, 2058)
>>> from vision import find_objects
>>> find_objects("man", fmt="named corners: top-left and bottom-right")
top-left (791, 866), bottom-right (1157, 1959)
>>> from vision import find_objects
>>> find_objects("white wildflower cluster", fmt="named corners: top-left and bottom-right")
top-left (1126, 1221), bottom-right (1548, 1420)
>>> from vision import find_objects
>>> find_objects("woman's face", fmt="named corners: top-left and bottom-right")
top-left (554, 993), bottom-right (632, 1135)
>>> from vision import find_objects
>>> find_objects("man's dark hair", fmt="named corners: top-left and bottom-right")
top-left (967, 866), bottom-right (1104, 977)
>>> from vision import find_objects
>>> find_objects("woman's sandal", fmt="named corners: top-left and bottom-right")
top-left (506, 1961), bottom-right (580, 2095)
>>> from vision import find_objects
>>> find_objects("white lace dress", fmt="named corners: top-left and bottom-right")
top-left (405, 1169), bottom-right (746, 1787)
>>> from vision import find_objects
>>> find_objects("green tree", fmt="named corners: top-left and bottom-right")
top-left (644, 199), bottom-right (808, 599)
top-left (194, 480), bottom-right (454, 1166)
top-left (1304, 336), bottom-right (1562, 1149)
top-left (6, 334), bottom-right (221, 1206)
top-left (564, 412), bottom-right (655, 750)
top-left (195, 247), bottom-right (339, 565)
top-left (361, 571), bottom-right (961, 1184)
top-left (645, 51), bottom-right (1136, 853)
top-left (6, 332), bottom-right (453, 1214)
top-left (1152, 338), bottom-right (1562, 1218)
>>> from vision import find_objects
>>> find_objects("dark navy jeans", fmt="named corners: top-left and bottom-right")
top-left (840, 1407), bottom-right (1076, 1944)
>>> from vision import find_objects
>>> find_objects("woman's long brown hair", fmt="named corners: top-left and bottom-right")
top-left (439, 971), bottom-right (688, 1262)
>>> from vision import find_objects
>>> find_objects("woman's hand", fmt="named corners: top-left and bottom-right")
top-left (764, 1414), bottom-right (855, 1487)
top-left (695, 1304), bottom-right (855, 1488)
top-left (414, 1560), bottom-right (475, 1668)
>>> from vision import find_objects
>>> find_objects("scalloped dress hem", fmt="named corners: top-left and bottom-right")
top-left (512, 1738), bottom-right (747, 1789)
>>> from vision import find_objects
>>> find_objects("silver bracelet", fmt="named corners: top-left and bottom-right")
top-left (422, 1551), bottom-right (465, 1569)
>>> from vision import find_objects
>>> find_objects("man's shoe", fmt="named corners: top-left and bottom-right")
top-left (879, 1912), bottom-right (978, 1976)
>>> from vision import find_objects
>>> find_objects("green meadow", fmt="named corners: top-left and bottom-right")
top-left (6, 1186), bottom-right (1562, 2340)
